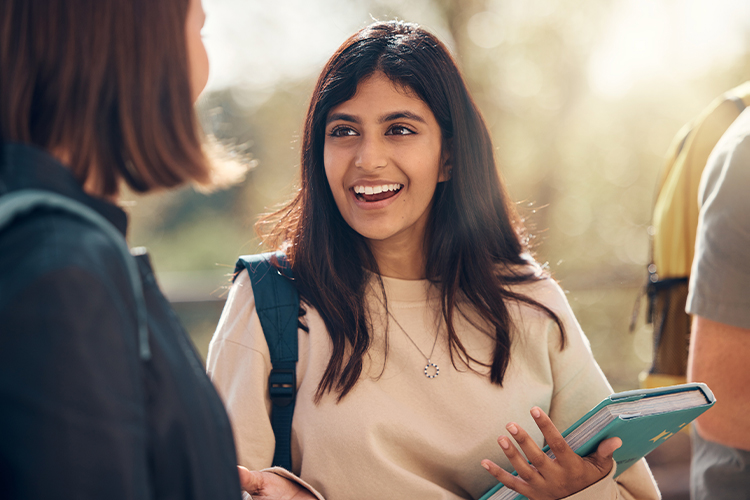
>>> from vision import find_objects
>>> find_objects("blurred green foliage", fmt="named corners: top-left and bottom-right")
top-left (123, 0), bottom-right (750, 391)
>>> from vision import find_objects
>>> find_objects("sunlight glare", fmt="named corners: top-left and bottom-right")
top-left (588, 0), bottom-right (750, 99)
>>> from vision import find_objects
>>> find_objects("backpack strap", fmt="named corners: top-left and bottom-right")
top-left (234, 251), bottom-right (299, 471)
top-left (0, 189), bottom-right (150, 360)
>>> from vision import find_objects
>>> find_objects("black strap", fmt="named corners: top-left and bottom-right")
top-left (234, 251), bottom-right (299, 471)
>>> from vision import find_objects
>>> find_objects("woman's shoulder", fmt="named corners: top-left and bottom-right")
top-left (500, 261), bottom-right (570, 314)
top-left (0, 209), bottom-right (132, 301)
top-left (502, 263), bottom-right (596, 358)
top-left (0, 210), bottom-right (143, 359)
top-left (210, 270), bottom-right (269, 353)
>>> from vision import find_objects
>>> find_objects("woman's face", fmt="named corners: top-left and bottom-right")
top-left (324, 72), bottom-right (449, 254)
top-left (185, 0), bottom-right (209, 101)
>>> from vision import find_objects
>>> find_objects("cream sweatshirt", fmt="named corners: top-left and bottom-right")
top-left (207, 270), bottom-right (661, 500)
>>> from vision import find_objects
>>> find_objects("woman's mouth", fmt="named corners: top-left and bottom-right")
top-left (352, 183), bottom-right (403, 202)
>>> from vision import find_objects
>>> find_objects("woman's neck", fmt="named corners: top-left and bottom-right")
top-left (367, 236), bottom-right (427, 280)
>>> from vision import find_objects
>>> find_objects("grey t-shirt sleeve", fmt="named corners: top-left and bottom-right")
top-left (687, 108), bottom-right (750, 329)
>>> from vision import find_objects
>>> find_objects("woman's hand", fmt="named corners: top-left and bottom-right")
top-left (238, 466), bottom-right (318, 500)
top-left (481, 407), bottom-right (622, 500)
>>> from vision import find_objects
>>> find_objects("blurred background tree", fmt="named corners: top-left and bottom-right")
top-left (123, 0), bottom-right (750, 391)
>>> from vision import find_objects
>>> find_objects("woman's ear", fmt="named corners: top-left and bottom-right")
top-left (438, 145), bottom-right (452, 182)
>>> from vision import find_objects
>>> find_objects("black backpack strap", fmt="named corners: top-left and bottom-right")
top-left (0, 189), bottom-right (150, 359)
top-left (234, 251), bottom-right (299, 471)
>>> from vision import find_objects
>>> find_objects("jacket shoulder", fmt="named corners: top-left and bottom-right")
top-left (0, 209), bottom-right (131, 309)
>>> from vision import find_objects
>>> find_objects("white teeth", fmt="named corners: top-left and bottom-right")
top-left (353, 184), bottom-right (403, 195)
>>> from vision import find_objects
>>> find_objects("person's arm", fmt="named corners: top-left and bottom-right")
top-left (206, 273), bottom-right (277, 471)
top-left (0, 267), bottom-right (149, 499)
top-left (685, 116), bottom-right (750, 451)
top-left (688, 315), bottom-right (750, 450)
top-left (207, 271), bottom-right (324, 500)
top-left (488, 278), bottom-right (660, 499)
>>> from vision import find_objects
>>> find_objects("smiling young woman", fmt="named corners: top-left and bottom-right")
top-left (206, 21), bottom-right (662, 500)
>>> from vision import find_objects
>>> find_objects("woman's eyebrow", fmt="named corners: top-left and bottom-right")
top-left (326, 110), bottom-right (427, 125)
top-left (327, 112), bottom-right (359, 124)
top-left (380, 111), bottom-right (426, 123)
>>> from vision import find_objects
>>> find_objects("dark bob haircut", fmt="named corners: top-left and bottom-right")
top-left (262, 20), bottom-right (564, 401)
top-left (0, 0), bottom-right (211, 197)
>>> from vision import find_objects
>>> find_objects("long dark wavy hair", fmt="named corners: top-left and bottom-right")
top-left (260, 20), bottom-right (565, 402)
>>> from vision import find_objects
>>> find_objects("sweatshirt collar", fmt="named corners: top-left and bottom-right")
top-left (371, 273), bottom-right (442, 304)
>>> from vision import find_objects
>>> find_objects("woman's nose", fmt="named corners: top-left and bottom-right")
top-left (354, 135), bottom-right (387, 170)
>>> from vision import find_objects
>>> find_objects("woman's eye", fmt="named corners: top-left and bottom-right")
top-left (386, 125), bottom-right (415, 136)
top-left (329, 126), bottom-right (357, 137)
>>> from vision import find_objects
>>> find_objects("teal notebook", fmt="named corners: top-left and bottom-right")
top-left (479, 382), bottom-right (715, 500)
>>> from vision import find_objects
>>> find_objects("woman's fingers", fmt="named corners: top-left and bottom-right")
top-left (237, 466), bottom-right (265, 494)
top-left (482, 409), bottom-right (623, 500)
top-left (481, 459), bottom-right (532, 498)
top-left (506, 421), bottom-right (551, 475)
top-left (528, 406), bottom-right (575, 462)
top-left (585, 436), bottom-right (622, 474)
top-left (497, 434), bottom-right (542, 483)
top-left (237, 467), bottom-right (319, 500)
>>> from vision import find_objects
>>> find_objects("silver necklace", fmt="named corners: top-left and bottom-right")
top-left (387, 311), bottom-right (441, 379)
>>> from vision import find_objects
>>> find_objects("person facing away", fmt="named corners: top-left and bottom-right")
top-left (685, 87), bottom-right (750, 499)
top-left (0, 0), bottom-right (245, 498)
top-left (206, 21), bottom-right (662, 500)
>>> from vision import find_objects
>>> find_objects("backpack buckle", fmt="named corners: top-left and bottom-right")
top-left (269, 368), bottom-right (296, 407)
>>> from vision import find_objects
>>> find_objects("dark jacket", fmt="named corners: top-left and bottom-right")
top-left (0, 143), bottom-right (242, 500)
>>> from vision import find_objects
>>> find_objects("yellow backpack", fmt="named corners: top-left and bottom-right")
top-left (640, 82), bottom-right (750, 388)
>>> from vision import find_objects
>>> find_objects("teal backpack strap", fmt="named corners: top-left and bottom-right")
top-left (0, 189), bottom-right (150, 360)
top-left (234, 251), bottom-right (298, 471)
